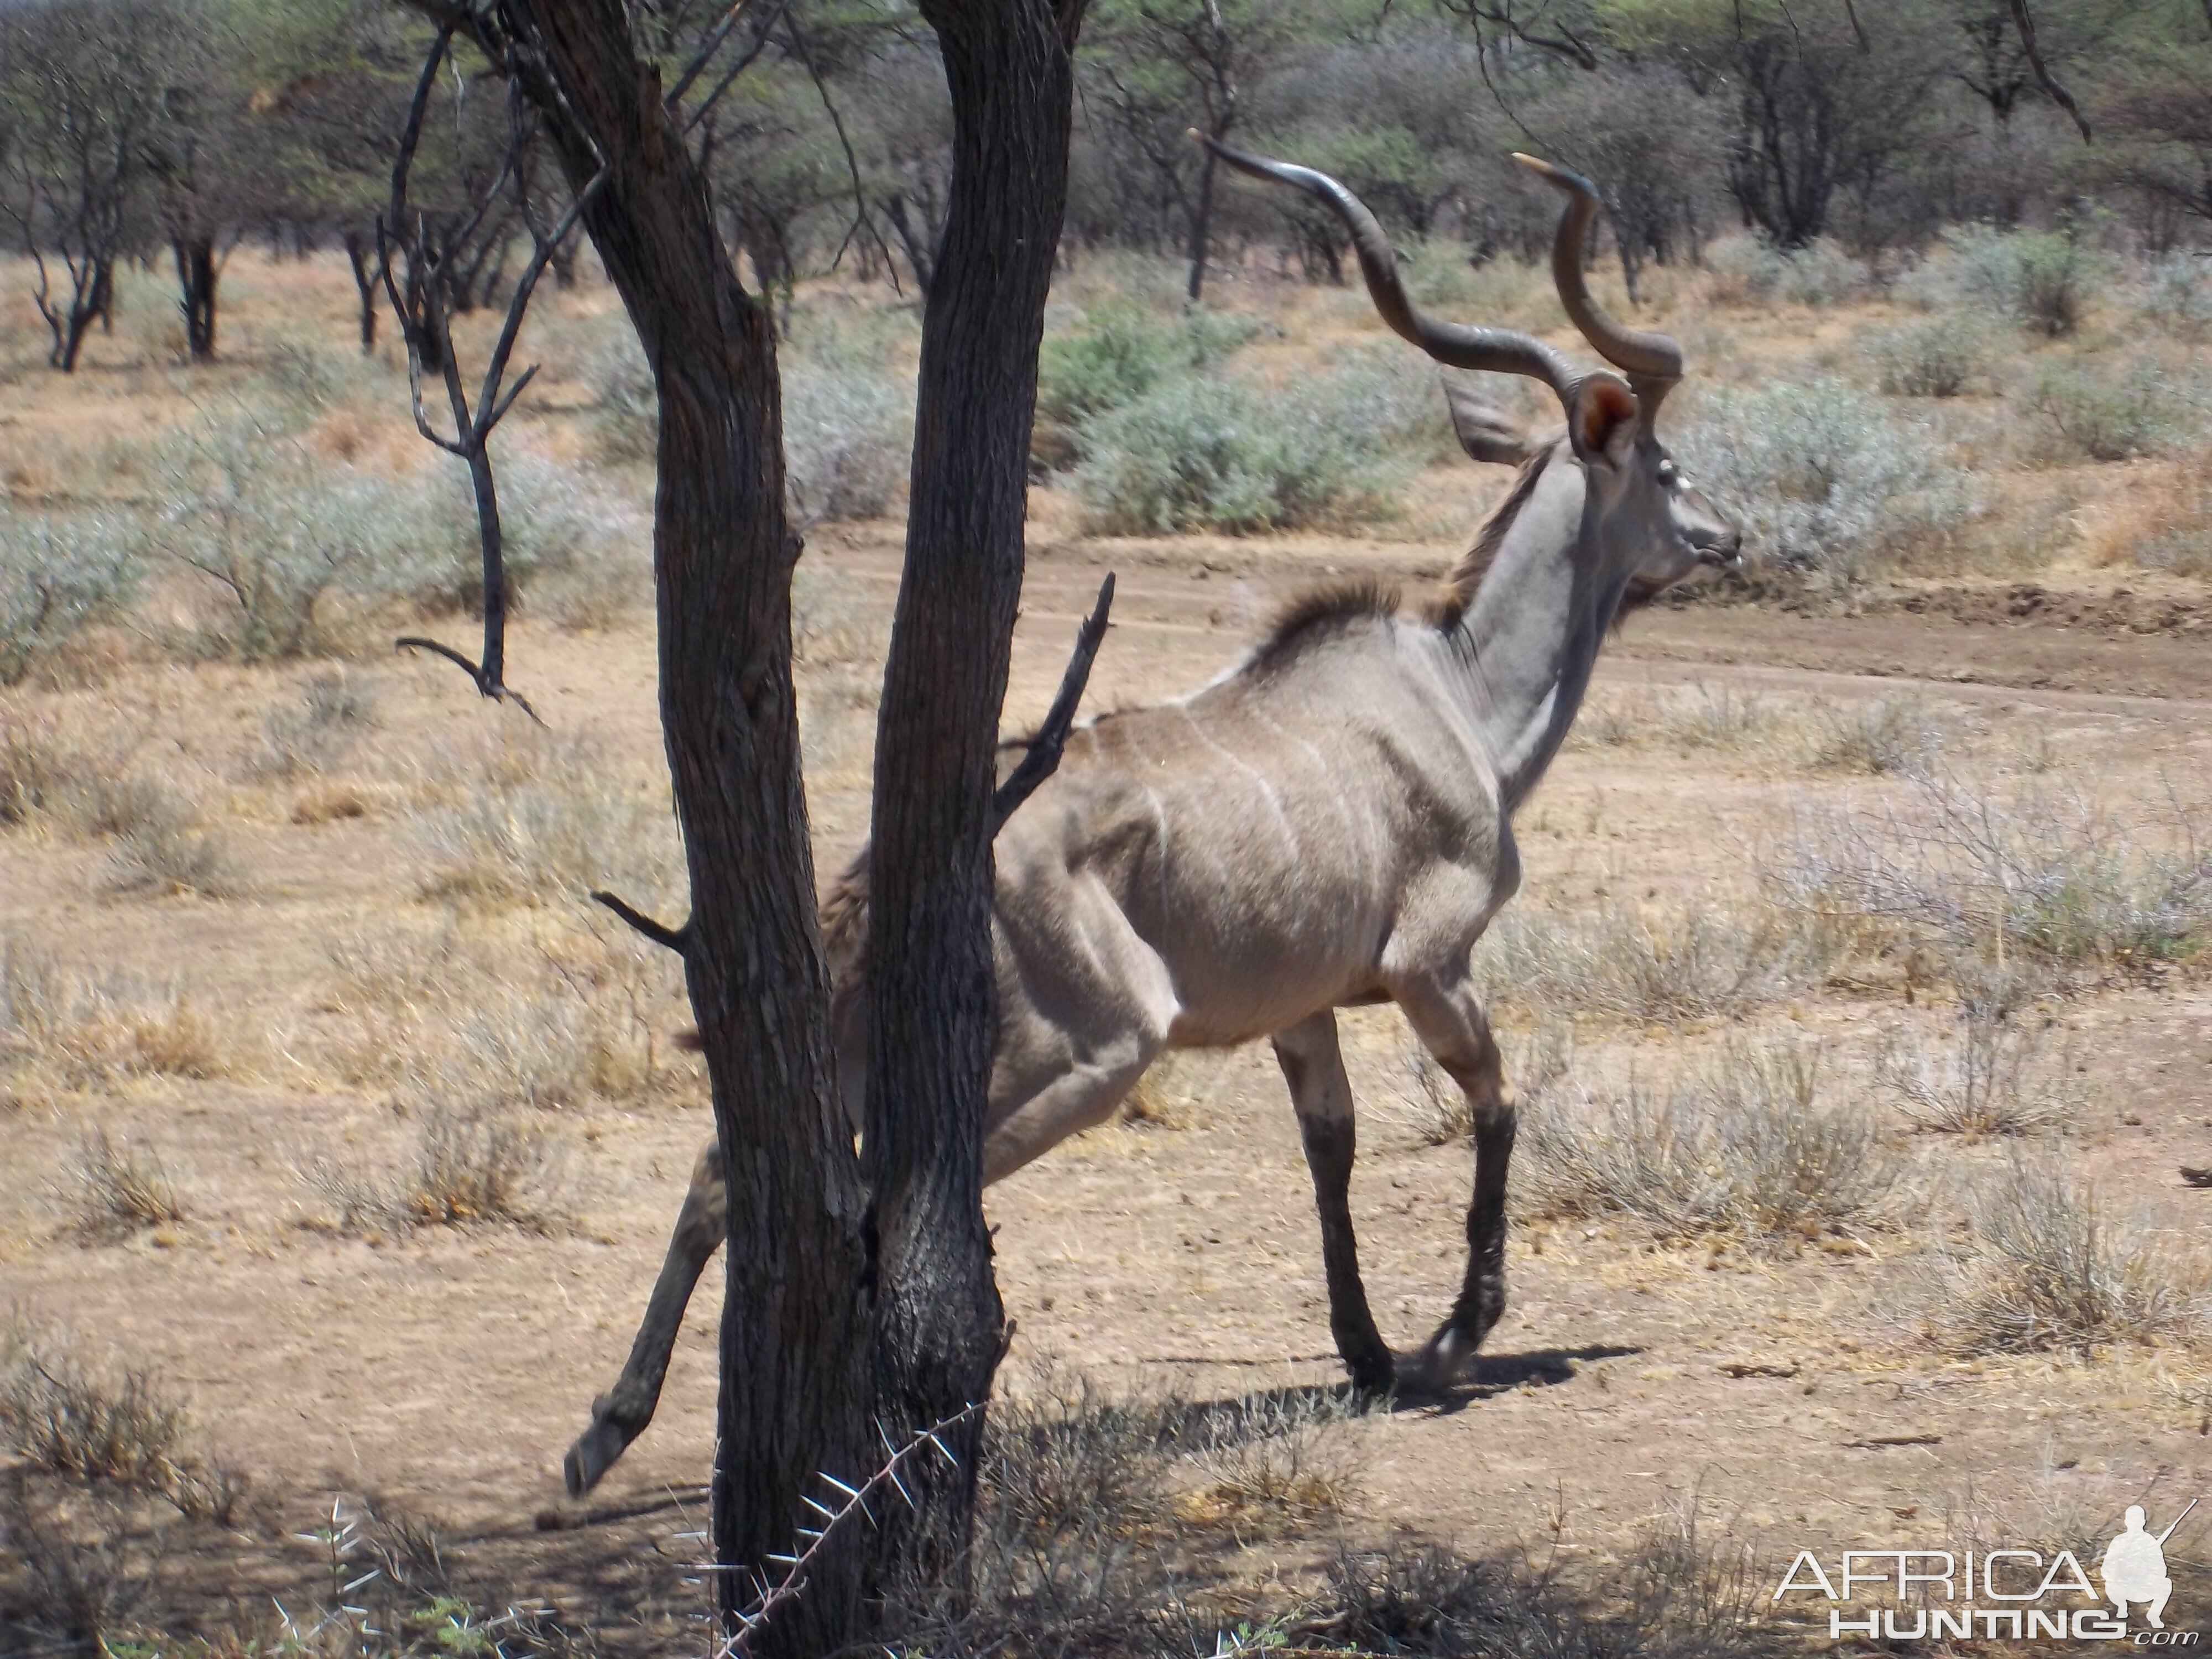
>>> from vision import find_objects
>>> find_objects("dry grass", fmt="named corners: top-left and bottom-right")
top-left (300, 1099), bottom-right (572, 1235)
top-left (1923, 1156), bottom-right (2208, 1354)
top-left (68, 1127), bottom-right (188, 1239)
top-left (1802, 694), bottom-right (1944, 776)
top-left (21, 761), bottom-right (248, 899)
top-left (409, 723), bottom-right (676, 910)
top-left (1316, 1500), bottom-right (1772, 1659)
top-left (1, 937), bottom-right (228, 1097)
top-left (1779, 768), bottom-right (2212, 971)
top-left (1520, 1039), bottom-right (1903, 1244)
top-left (0, 715), bottom-right (71, 826)
top-left (250, 669), bottom-right (377, 780)
top-left (0, 1331), bottom-right (244, 1522)
top-left (1478, 900), bottom-right (1845, 1024)
top-left (319, 917), bottom-right (683, 1107)
top-left (1877, 968), bottom-right (2085, 1136)
top-left (1571, 681), bottom-right (1783, 754)
top-left (104, 810), bottom-right (243, 899)
top-left (1176, 1388), bottom-right (1363, 1533)
top-left (1389, 1019), bottom-right (1573, 1146)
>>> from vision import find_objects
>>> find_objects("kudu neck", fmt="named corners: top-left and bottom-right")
top-left (1447, 455), bottom-right (1631, 813)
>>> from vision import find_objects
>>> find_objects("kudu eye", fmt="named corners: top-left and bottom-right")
top-left (1656, 460), bottom-right (1679, 488)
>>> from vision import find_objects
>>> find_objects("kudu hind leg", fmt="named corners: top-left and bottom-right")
top-left (1272, 1011), bottom-right (1393, 1395)
top-left (564, 1136), bottom-right (727, 1497)
top-left (1392, 977), bottom-right (1512, 1392)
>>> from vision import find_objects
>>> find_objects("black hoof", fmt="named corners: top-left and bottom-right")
top-left (1344, 1350), bottom-right (1397, 1399)
top-left (564, 1416), bottom-right (632, 1498)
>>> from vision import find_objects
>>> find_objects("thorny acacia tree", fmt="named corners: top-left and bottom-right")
top-left (384, 0), bottom-right (1091, 1648)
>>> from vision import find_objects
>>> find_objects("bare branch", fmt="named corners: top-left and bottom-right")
top-left (394, 636), bottom-right (546, 725)
top-left (666, 0), bottom-right (754, 110)
top-left (592, 890), bottom-right (692, 954)
top-left (374, 16), bottom-right (607, 717)
top-left (990, 574), bottom-right (1115, 834)
top-left (2006, 0), bottom-right (2091, 141)
top-left (783, 15), bottom-right (898, 280)
top-left (683, 0), bottom-right (790, 136)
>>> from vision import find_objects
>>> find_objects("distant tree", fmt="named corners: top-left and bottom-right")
top-left (144, 7), bottom-right (262, 362)
top-left (1605, 0), bottom-right (1943, 248)
top-left (1085, 0), bottom-right (1293, 296)
top-left (0, 0), bottom-right (174, 371)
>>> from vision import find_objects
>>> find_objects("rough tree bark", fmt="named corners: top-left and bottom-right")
top-left (172, 237), bottom-right (218, 362)
top-left (343, 229), bottom-right (380, 353)
top-left (864, 0), bottom-right (1088, 1605)
top-left (453, 3), bottom-right (877, 1652)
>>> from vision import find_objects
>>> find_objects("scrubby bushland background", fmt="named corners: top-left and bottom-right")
top-left (6, 1), bottom-right (2212, 1656)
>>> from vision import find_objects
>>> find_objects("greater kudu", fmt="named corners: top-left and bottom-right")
top-left (564, 144), bottom-right (1739, 1498)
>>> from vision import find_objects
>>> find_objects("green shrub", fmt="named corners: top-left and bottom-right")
top-left (1708, 235), bottom-right (1869, 306)
top-left (588, 317), bottom-right (911, 524)
top-left (0, 510), bottom-right (140, 685)
top-left (2030, 362), bottom-right (2198, 461)
top-left (1071, 363), bottom-right (1414, 535)
top-left (1863, 316), bottom-right (1992, 398)
top-left (1906, 225), bottom-right (2110, 337)
top-left (783, 354), bottom-right (913, 525)
top-left (154, 410), bottom-right (467, 660)
top-left (2135, 252), bottom-right (2212, 337)
top-left (1035, 301), bottom-right (1258, 467)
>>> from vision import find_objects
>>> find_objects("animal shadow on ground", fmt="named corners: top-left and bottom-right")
top-left (1408, 1343), bottom-right (1642, 1415)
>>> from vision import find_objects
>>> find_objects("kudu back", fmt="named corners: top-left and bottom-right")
top-left (564, 143), bottom-right (1740, 1498)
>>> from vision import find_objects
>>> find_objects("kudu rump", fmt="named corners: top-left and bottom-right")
top-left (565, 144), bottom-right (1741, 1497)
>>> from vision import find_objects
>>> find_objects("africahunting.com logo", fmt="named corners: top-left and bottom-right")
top-left (1773, 1500), bottom-right (2199, 1644)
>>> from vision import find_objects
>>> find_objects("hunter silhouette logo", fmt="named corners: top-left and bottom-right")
top-left (2104, 1502), bottom-right (2193, 1631)
top-left (1774, 1498), bottom-right (2201, 1644)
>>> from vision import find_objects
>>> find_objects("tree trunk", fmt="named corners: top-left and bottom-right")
top-left (1186, 139), bottom-right (1219, 301)
top-left (56, 259), bottom-right (110, 372)
top-left (864, 0), bottom-right (1085, 1611)
top-left (173, 237), bottom-right (218, 362)
top-left (495, 4), bottom-right (876, 1655)
top-left (344, 229), bottom-right (379, 353)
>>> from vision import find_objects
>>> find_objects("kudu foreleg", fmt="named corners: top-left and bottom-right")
top-left (563, 1136), bottom-right (727, 1497)
top-left (1393, 978), bottom-right (1512, 1392)
top-left (1272, 1011), bottom-right (1394, 1395)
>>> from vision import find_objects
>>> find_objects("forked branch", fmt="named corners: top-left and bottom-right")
top-left (379, 18), bottom-right (607, 716)
top-left (990, 573), bottom-right (1115, 834)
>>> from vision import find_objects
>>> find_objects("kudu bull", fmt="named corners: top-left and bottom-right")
top-left (565, 143), bottom-right (1740, 1497)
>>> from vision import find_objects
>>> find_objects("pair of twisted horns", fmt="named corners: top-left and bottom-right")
top-left (1198, 135), bottom-right (1682, 424)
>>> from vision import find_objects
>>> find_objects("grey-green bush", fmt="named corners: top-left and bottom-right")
top-left (1071, 349), bottom-right (1441, 535)
top-left (1863, 317), bottom-right (1992, 398)
top-left (1905, 225), bottom-right (2109, 337)
top-left (2028, 362), bottom-right (2199, 461)
top-left (1674, 378), bottom-right (1973, 587)
top-left (1521, 1040), bottom-right (1901, 1242)
top-left (155, 410), bottom-right (466, 660)
top-left (1778, 769), bottom-right (2211, 967)
top-left (1708, 235), bottom-right (1869, 306)
top-left (0, 510), bottom-right (140, 684)
top-left (1035, 300), bottom-right (1259, 464)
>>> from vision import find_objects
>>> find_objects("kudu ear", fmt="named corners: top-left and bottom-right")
top-left (1567, 374), bottom-right (1641, 470)
top-left (1438, 369), bottom-right (1539, 466)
